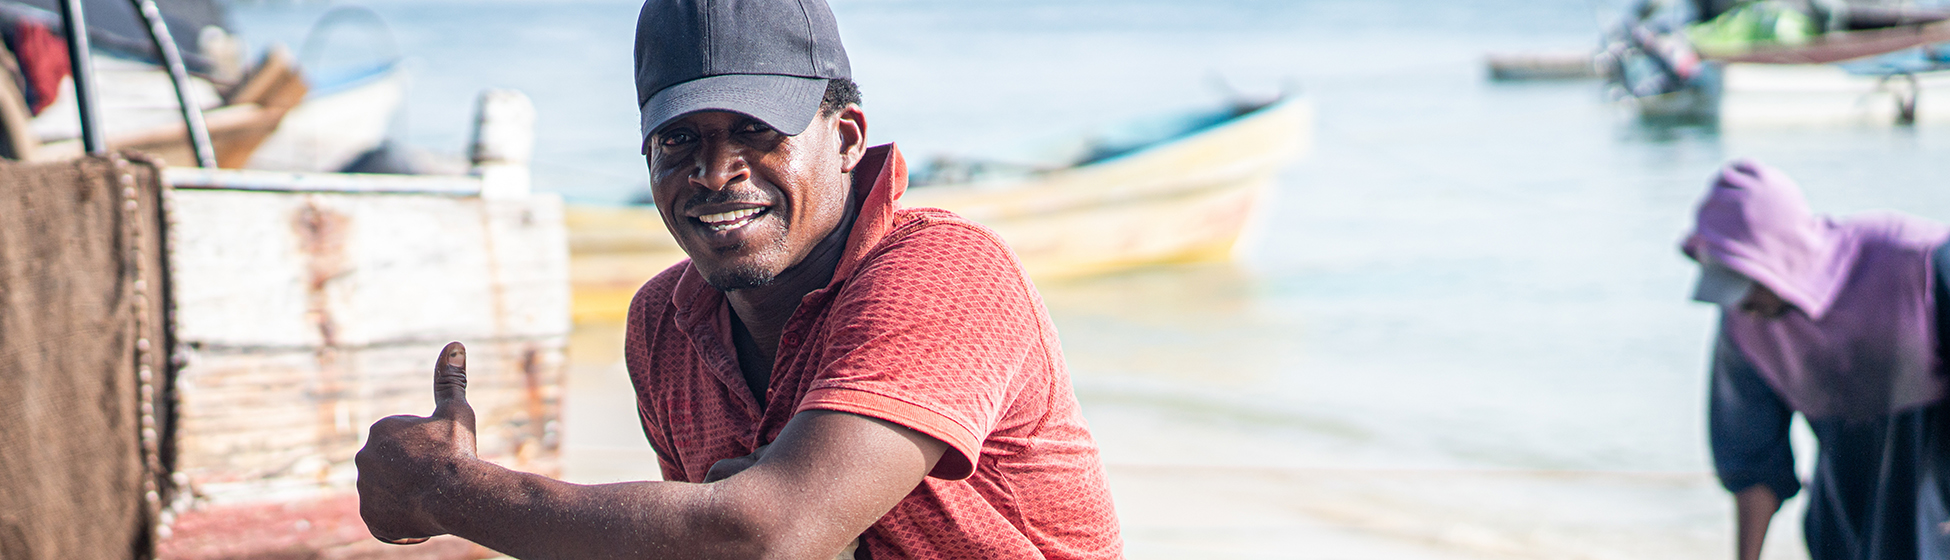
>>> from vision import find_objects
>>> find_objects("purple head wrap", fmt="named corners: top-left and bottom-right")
top-left (1683, 159), bottom-right (1950, 420)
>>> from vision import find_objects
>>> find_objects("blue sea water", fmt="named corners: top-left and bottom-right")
top-left (225, 0), bottom-right (1950, 553)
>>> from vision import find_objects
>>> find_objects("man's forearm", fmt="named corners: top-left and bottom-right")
top-left (1734, 485), bottom-right (1781, 560)
top-left (429, 458), bottom-right (757, 560)
top-left (359, 387), bottom-right (932, 560)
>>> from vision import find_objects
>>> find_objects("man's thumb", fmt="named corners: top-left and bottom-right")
top-left (431, 342), bottom-right (474, 428)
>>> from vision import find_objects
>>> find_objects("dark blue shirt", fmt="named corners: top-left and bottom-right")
top-left (1709, 241), bottom-right (1950, 560)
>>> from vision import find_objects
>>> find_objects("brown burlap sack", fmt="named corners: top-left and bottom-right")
top-left (0, 154), bottom-right (171, 560)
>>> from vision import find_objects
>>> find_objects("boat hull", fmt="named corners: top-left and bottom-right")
top-left (902, 98), bottom-right (1311, 278)
top-left (1720, 62), bottom-right (1950, 126)
top-left (245, 64), bottom-right (407, 172)
top-left (157, 170), bottom-right (568, 559)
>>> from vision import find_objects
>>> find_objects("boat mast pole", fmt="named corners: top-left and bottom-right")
top-left (56, 0), bottom-right (105, 155)
top-left (131, 0), bottom-right (215, 168)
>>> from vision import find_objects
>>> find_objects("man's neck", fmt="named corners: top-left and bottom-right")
top-left (724, 184), bottom-right (861, 366)
top-left (724, 259), bottom-right (827, 364)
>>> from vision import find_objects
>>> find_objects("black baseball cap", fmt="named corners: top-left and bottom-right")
top-left (634, 0), bottom-right (851, 147)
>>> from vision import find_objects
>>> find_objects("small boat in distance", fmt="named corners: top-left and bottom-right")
top-left (0, 0), bottom-right (415, 172)
top-left (566, 96), bottom-right (1313, 323)
top-left (1601, 0), bottom-right (1950, 126)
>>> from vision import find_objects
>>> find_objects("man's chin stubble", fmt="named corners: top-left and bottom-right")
top-left (704, 267), bottom-right (778, 292)
top-left (700, 236), bottom-right (793, 292)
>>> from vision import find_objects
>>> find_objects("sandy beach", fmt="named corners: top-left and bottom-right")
top-left (563, 319), bottom-right (1817, 559)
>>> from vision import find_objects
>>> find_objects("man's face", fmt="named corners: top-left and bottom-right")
top-left (646, 110), bottom-right (854, 291)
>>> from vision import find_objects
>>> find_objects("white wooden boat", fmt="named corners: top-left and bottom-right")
top-left (0, 2), bottom-right (542, 556)
top-left (147, 91), bottom-right (558, 560)
top-left (566, 97), bottom-right (1313, 323)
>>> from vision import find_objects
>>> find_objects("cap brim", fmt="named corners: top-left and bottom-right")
top-left (640, 74), bottom-right (828, 145)
top-left (1692, 263), bottom-right (1754, 307)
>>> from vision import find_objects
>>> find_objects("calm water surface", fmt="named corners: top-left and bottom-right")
top-left (227, 0), bottom-right (1950, 554)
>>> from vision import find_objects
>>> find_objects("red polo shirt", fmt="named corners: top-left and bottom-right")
top-left (623, 144), bottom-right (1122, 559)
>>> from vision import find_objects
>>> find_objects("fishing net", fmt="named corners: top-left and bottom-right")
top-left (0, 153), bottom-right (171, 560)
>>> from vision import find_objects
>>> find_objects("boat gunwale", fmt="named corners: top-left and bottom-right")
top-left (164, 166), bottom-right (483, 195)
top-left (903, 97), bottom-right (1308, 216)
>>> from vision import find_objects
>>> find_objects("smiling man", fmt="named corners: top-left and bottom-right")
top-left (352, 0), bottom-right (1122, 558)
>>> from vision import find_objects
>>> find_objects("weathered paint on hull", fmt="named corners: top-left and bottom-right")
top-left (159, 171), bottom-right (569, 558)
top-left (158, 494), bottom-right (497, 560)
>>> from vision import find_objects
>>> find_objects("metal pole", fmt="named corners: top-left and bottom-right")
top-left (55, 0), bottom-right (105, 155)
top-left (131, 0), bottom-right (215, 168)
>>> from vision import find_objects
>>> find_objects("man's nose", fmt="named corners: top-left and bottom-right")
top-left (691, 138), bottom-right (749, 191)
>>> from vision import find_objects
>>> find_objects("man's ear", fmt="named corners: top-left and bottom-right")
top-left (834, 105), bottom-right (867, 174)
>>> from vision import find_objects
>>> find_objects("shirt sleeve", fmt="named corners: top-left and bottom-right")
top-left (624, 268), bottom-right (693, 483)
top-left (794, 220), bottom-right (1040, 481)
top-left (1709, 329), bottom-right (1803, 500)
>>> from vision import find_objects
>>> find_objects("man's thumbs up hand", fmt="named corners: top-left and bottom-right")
top-left (356, 342), bottom-right (482, 545)
top-left (431, 342), bottom-right (478, 448)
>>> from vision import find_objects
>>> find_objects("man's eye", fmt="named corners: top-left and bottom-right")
top-left (738, 122), bottom-right (771, 134)
top-left (660, 132), bottom-right (696, 146)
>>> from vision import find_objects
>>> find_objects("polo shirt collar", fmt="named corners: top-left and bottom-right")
top-left (833, 143), bottom-right (906, 282)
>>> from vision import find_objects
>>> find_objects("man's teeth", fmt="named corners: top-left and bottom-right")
top-left (699, 208), bottom-right (763, 231)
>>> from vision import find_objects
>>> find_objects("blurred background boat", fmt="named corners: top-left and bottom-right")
top-left (1598, 0), bottom-right (1950, 125)
top-left (565, 95), bottom-right (1313, 323)
top-left (1486, 50), bottom-right (1608, 81)
top-left (904, 96), bottom-right (1311, 278)
top-left (0, 0), bottom-right (423, 172)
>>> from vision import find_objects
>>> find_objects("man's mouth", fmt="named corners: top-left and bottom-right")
top-left (696, 207), bottom-right (768, 232)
